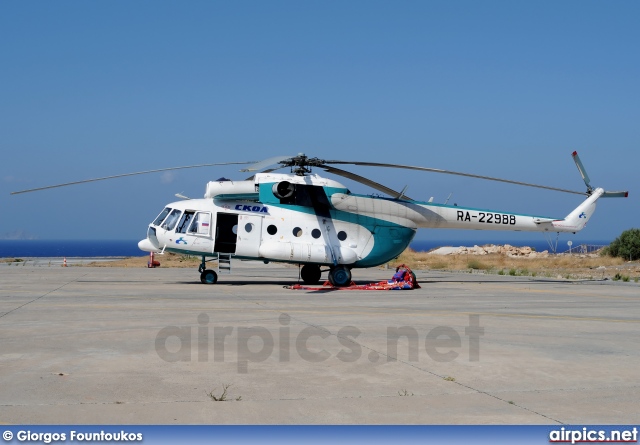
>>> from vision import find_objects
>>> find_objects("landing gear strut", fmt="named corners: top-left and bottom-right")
top-left (300, 264), bottom-right (321, 285)
top-left (328, 265), bottom-right (352, 287)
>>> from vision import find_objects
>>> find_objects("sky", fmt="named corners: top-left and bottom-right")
top-left (1, 1), bottom-right (638, 242)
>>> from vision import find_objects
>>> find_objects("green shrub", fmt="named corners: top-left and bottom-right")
top-left (498, 269), bottom-right (505, 275)
top-left (607, 229), bottom-right (640, 261)
top-left (508, 268), bottom-right (517, 276)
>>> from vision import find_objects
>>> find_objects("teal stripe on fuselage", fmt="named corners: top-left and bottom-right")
top-left (215, 193), bottom-right (260, 201)
top-left (266, 200), bottom-right (415, 268)
top-left (242, 184), bottom-right (416, 266)
top-left (259, 184), bottom-right (417, 266)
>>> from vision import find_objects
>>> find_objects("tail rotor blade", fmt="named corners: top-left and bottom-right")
top-left (601, 191), bottom-right (629, 198)
top-left (572, 151), bottom-right (592, 191)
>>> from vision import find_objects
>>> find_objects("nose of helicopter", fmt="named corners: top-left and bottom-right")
top-left (138, 238), bottom-right (161, 253)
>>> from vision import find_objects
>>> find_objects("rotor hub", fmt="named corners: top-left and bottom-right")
top-left (280, 153), bottom-right (327, 175)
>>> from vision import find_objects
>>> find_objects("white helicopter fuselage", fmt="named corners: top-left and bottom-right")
top-left (10, 151), bottom-right (624, 286)
top-left (139, 173), bottom-right (602, 268)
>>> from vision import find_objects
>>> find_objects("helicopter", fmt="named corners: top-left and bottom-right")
top-left (11, 152), bottom-right (627, 287)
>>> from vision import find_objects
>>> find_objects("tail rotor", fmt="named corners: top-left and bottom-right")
top-left (573, 151), bottom-right (628, 198)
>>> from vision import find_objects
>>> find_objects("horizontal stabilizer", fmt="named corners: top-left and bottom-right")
top-left (533, 217), bottom-right (557, 224)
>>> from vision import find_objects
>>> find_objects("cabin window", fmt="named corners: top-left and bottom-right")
top-left (337, 231), bottom-right (347, 241)
top-left (162, 209), bottom-right (182, 231)
top-left (293, 227), bottom-right (303, 237)
top-left (267, 224), bottom-right (278, 235)
top-left (188, 212), bottom-right (211, 235)
top-left (311, 229), bottom-right (321, 239)
top-left (176, 211), bottom-right (196, 233)
top-left (153, 207), bottom-right (172, 226)
top-left (245, 223), bottom-right (253, 233)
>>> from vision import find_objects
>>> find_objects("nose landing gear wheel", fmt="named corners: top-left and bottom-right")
top-left (300, 264), bottom-right (321, 285)
top-left (328, 265), bottom-right (352, 287)
top-left (200, 269), bottom-right (218, 284)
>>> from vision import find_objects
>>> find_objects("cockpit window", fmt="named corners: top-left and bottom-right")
top-left (161, 209), bottom-right (182, 231)
top-left (176, 211), bottom-right (195, 233)
top-left (153, 207), bottom-right (172, 226)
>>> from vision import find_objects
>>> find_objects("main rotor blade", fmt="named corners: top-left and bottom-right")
top-left (10, 161), bottom-right (255, 195)
top-left (244, 167), bottom-right (284, 181)
top-left (321, 165), bottom-right (413, 200)
top-left (326, 161), bottom-right (586, 196)
top-left (240, 156), bottom-right (294, 172)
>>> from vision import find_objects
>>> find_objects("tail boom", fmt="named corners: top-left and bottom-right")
top-left (408, 189), bottom-right (605, 234)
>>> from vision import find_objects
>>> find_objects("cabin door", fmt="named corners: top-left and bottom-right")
top-left (234, 214), bottom-right (264, 257)
top-left (214, 212), bottom-right (238, 254)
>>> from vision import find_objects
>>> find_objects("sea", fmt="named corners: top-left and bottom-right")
top-left (0, 239), bottom-right (612, 258)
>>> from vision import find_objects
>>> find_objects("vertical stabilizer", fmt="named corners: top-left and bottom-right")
top-left (553, 188), bottom-right (604, 232)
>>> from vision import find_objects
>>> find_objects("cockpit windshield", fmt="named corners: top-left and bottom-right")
top-left (161, 209), bottom-right (182, 231)
top-left (153, 207), bottom-right (172, 226)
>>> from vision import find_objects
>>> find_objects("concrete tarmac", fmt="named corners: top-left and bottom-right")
top-left (1, 263), bottom-right (638, 424)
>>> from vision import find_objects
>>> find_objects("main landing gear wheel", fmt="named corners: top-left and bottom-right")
top-left (328, 265), bottom-right (352, 287)
top-left (300, 264), bottom-right (321, 285)
top-left (200, 269), bottom-right (218, 284)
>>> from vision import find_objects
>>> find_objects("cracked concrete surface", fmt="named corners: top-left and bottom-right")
top-left (1, 264), bottom-right (638, 424)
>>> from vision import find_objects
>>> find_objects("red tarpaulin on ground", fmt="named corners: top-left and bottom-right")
top-left (286, 264), bottom-right (420, 291)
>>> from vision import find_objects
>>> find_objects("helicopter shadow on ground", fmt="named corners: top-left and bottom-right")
top-left (173, 271), bottom-right (609, 288)
top-left (173, 277), bottom-right (603, 287)
top-left (173, 278), bottom-right (327, 286)
top-left (173, 278), bottom-right (388, 291)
